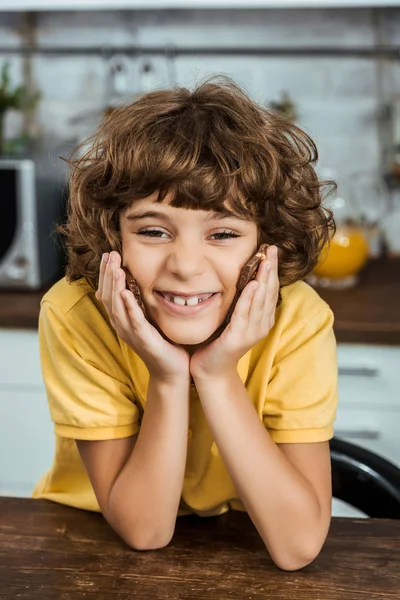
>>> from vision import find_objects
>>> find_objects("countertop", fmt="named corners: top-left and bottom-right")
top-left (0, 256), bottom-right (399, 344)
top-left (1, 497), bottom-right (400, 600)
top-left (316, 256), bottom-right (400, 345)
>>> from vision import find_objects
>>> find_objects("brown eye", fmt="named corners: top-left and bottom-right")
top-left (137, 229), bottom-right (167, 238)
top-left (210, 231), bottom-right (241, 240)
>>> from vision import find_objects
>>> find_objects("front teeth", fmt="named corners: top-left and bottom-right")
top-left (162, 294), bottom-right (213, 306)
top-left (173, 297), bottom-right (188, 306)
top-left (173, 296), bottom-right (205, 306)
top-left (185, 297), bottom-right (203, 306)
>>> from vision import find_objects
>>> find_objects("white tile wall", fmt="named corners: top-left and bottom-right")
top-left (0, 6), bottom-right (399, 204)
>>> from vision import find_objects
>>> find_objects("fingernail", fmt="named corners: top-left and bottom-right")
top-left (114, 269), bottom-right (119, 280)
top-left (102, 253), bottom-right (109, 264)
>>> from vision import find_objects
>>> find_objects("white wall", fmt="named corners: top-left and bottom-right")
top-left (0, 7), bottom-right (400, 205)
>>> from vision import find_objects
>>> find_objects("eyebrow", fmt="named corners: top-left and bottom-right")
top-left (125, 209), bottom-right (249, 223)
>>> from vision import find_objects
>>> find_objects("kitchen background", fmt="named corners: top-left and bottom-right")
top-left (0, 0), bottom-right (400, 519)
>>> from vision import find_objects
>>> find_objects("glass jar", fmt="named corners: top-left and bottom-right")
top-left (310, 224), bottom-right (369, 289)
top-left (307, 182), bottom-right (370, 289)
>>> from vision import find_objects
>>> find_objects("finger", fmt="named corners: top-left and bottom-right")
top-left (249, 253), bottom-right (279, 334)
top-left (95, 253), bottom-right (109, 302)
top-left (231, 279), bottom-right (258, 326)
top-left (103, 251), bottom-right (121, 310)
top-left (259, 250), bottom-right (279, 328)
top-left (251, 258), bottom-right (270, 311)
top-left (256, 245), bottom-right (276, 283)
top-left (121, 286), bottom-right (147, 330)
top-left (255, 258), bottom-right (270, 286)
top-left (269, 245), bottom-right (279, 276)
top-left (111, 267), bottom-right (130, 327)
top-left (265, 245), bottom-right (279, 300)
top-left (253, 245), bottom-right (279, 303)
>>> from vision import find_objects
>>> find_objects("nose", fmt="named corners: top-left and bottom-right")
top-left (166, 241), bottom-right (206, 280)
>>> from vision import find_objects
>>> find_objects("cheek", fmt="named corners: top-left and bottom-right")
top-left (123, 262), bottom-right (149, 287)
top-left (121, 243), bottom-right (151, 281)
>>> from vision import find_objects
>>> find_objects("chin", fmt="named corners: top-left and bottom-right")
top-left (145, 313), bottom-right (216, 344)
top-left (160, 328), bottom-right (213, 345)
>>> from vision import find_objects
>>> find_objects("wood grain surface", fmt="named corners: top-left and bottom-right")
top-left (316, 257), bottom-right (400, 345)
top-left (1, 497), bottom-right (399, 600)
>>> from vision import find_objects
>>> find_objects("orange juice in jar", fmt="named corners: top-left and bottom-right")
top-left (310, 225), bottom-right (369, 288)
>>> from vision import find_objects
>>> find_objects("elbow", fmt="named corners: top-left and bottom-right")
top-left (106, 491), bottom-right (174, 551)
top-left (264, 514), bottom-right (330, 571)
top-left (273, 552), bottom-right (319, 572)
top-left (124, 529), bottom-right (174, 552)
top-left (268, 539), bottom-right (324, 572)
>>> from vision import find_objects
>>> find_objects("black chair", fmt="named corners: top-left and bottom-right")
top-left (330, 437), bottom-right (400, 518)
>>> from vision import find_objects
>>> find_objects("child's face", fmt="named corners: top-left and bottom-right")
top-left (119, 193), bottom-right (259, 351)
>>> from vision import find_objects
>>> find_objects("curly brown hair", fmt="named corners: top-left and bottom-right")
top-left (61, 75), bottom-right (336, 291)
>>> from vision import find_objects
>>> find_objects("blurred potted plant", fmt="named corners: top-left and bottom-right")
top-left (0, 61), bottom-right (41, 156)
top-left (269, 91), bottom-right (298, 122)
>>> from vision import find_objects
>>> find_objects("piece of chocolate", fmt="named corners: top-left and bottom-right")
top-left (121, 267), bottom-right (147, 315)
top-left (237, 243), bottom-right (269, 291)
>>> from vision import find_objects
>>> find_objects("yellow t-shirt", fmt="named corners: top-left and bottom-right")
top-left (32, 277), bottom-right (338, 516)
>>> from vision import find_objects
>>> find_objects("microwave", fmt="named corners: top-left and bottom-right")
top-left (0, 159), bottom-right (66, 290)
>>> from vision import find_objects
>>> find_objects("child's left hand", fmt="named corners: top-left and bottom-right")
top-left (190, 245), bottom-right (279, 381)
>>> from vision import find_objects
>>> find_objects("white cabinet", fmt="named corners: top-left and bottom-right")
top-left (0, 329), bottom-right (44, 388)
top-left (332, 343), bottom-right (400, 518)
top-left (2, 0), bottom-right (400, 12)
top-left (334, 408), bottom-right (400, 463)
top-left (0, 389), bottom-right (53, 497)
top-left (336, 344), bottom-right (400, 467)
top-left (0, 330), bottom-right (53, 497)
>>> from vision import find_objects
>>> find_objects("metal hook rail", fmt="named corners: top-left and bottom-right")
top-left (0, 44), bottom-right (400, 59)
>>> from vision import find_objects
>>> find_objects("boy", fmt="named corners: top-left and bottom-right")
top-left (33, 76), bottom-right (338, 571)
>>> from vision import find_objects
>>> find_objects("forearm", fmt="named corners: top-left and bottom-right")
top-left (108, 376), bottom-right (190, 549)
top-left (194, 371), bottom-right (328, 570)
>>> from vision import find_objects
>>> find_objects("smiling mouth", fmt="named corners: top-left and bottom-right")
top-left (155, 291), bottom-right (218, 306)
top-left (154, 291), bottom-right (221, 315)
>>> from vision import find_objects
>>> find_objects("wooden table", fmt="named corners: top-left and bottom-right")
top-left (1, 498), bottom-right (399, 599)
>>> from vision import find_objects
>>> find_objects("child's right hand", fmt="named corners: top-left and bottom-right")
top-left (95, 251), bottom-right (191, 383)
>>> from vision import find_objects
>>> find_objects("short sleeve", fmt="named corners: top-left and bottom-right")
top-left (39, 300), bottom-right (141, 441)
top-left (262, 305), bottom-right (338, 444)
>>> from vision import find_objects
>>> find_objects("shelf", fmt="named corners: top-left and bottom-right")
top-left (1, 0), bottom-right (400, 13)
